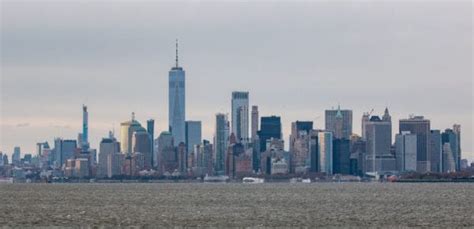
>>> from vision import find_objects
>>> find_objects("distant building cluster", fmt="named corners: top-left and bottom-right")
top-left (0, 41), bottom-right (469, 182)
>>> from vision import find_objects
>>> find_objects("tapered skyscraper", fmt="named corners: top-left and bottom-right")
top-left (169, 40), bottom-right (186, 145)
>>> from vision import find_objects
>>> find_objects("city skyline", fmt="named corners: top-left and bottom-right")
top-left (1, 1), bottom-right (472, 161)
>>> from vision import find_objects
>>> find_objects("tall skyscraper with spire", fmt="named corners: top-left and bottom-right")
top-left (169, 39), bottom-right (186, 145)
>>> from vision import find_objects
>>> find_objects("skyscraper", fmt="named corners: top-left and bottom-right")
top-left (12, 146), bottom-right (21, 166)
top-left (231, 91), bottom-right (249, 142)
top-left (98, 132), bottom-right (120, 177)
top-left (365, 114), bottom-right (395, 174)
top-left (132, 128), bottom-right (152, 169)
top-left (147, 119), bottom-right (155, 166)
top-left (318, 131), bottom-right (333, 175)
top-left (82, 104), bottom-right (89, 150)
top-left (185, 121), bottom-right (202, 154)
top-left (258, 116), bottom-right (282, 152)
top-left (429, 130), bottom-right (442, 173)
top-left (399, 116), bottom-right (431, 173)
top-left (120, 112), bottom-right (143, 154)
top-left (325, 105), bottom-right (353, 140)
top-left (333, 139), bottom-right (351, 175)
top-left (395, 132), bottom-right (417, 172)
top-left (251, 106), bottom-right (259, 141)
top-left (214, 113), bottom-right (229, 174)
top-left (289, 121), bottom-right (313, 173)
top-left (442, 126), bottom-right (461, 171)
top-left (168, 40), bottom-right (186, 145)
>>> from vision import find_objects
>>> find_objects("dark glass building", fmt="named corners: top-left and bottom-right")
top-left (333, 139), bottom-right (351, 174)
top-left (257, 116), bottom-right (282, 152)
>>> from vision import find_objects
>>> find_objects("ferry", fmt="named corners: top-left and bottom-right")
top-left (0, 178), bottom-right (14, 184)
top-left (242, 177), bottom-right (265, 184)
top-left (290, 178), bottom-right (311, 183)
top-left (203, 175), bottom-right (229, 183)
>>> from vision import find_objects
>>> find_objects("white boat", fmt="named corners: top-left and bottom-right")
top-left (203, 175), bottom-right (229, 183)
top-left (242, 177), bottom-right (264, 183)
top-left (290, 178), bottom-right (311, 183)
top-left (0, 178), bottom-right (14, 184)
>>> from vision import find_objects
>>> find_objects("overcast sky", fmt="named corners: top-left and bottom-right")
top-left (1, 1), bottom-right (472, 161)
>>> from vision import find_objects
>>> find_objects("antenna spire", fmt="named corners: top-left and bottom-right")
top-left (175, 39), bottom-right (179, 67)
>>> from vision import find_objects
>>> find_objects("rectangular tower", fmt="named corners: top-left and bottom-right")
top-left (231, 91), bottom-right (249, 143)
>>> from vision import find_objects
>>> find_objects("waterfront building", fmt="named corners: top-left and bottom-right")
top-left (325, 105), bottom-right (353, 140)
top-left (168, 40), bottom-right (186, 145)
top-left (289, 121), bottom-right (313, 173)
top-left (442, 143), bottom-right (456, 172)
top-left (157, 131), bottom-right (177, 174)
top-left (214, 113), bottom-right (229, 175)
top-left (395, 132), bottom-right (417, 172)
top-left (364, 112), bottom-right (396, 174)
top-left (185, 121), bottom-right (202, 154)
top-left (318, 131), bottom-right (333, 175)
top-left (258, 116), bottom-right (282, 152)
top-left (333, 139), bottom-right (351, 174)
top-left (429, 130), bottom-right (442, 173)
top-left (349, 135), bottom-right (366, 176)
top-left (260, 138), bottom-right (289, 175)
top-left (75, 158), bottom-right (89, 178)
top-left (107, 153), bottom-right (123, 178)
top-left (442, 126), bottom-right (461, 171)
top-left (399, 116), bottom-right (431, 173)
top-left (231, 91), bottom-right (249, 143)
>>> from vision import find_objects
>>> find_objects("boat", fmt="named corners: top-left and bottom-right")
top-left (203, 175), bottom-right (229, 183)
top-left (0, 178), bottom-right (14, 184)
top-left (290, 178), bottom-right (311, 183)
top-left (242, 177), bottom-right (265, 183)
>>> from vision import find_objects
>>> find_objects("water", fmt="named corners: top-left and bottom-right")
top-left (1, 183), bottom-right (473, 227)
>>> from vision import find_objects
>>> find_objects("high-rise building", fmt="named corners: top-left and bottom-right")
top-left (157, 131), bottom-right (177, 174)
top-left (429, 130), bottom-right (442, 173)
top-left (12, 146), bottom-right (21, 166)
top-left (258, 116), bottom-right (282, 152)
top-left (365, 114), bottom-right (396, 174)
top-left (185, 121), bottom-right (202, 154)
top-left (395, 132), bottom-right (417, 172)
top-left (61, 140), bottom-right (77, 166)
top-left (442, 143), bottom-right (456, 172)
top-left (452, 124), bottom-right (461, 171)
top-left (120, 112), bottom-right (143, 154)
top-left (82, 105), bottom-right (89, 150)
top-left (442, 126), bottom-right (461, 171)
top-left (98, 132), bottom-right (120, 177)
top-left (289, 121), bottom-right (313, 173)
top-left (168, 40), bottom-right (186, 145)
top-left (251, 106), bottom-right (259, 141)
top-left (132, 128), bottom-right (152, 169)
top-left (214, 113), bottom-right (229, 174)
top-left (147, 119), bottom-right (155, 166)
top-left (231, 91), bottom-right (249, 142)
top-left (325, 106), bottom-right (353, 140)
top-left (333, 139), bottom-right (351, 174)
top-left (399, 116), bottom-right (431, 173)
top-left (318, 131), bottom-right (333, 175)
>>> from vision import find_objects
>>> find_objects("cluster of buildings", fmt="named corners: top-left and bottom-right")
top-left (0, 41), bottom-right (468, 181)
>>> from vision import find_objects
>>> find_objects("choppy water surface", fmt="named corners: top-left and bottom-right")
top-left (1, 183), bottom-right (473, 227)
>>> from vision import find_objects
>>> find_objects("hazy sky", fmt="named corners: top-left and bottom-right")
top-left (1, 1), bottom-right (473, 161)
